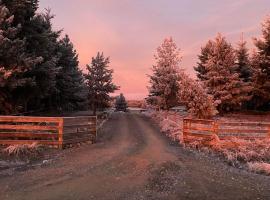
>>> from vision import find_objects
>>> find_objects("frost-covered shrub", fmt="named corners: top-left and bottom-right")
top-left (147, 110), bottom-right (185, 142)
top-left (178, 71), bottom-right (218, 119)
top-left (247, 162), bottom-right (270, 175)
top-left (147, 110), bottom-right (270, 175)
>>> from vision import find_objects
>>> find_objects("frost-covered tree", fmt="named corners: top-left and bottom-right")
top-left (0, 3), bottom-right (41, 114)
top-left (250, 16), bottom-right (270, 110)
top-left (235, 34), bottom-right (252, 82)
top-left (85, 52), bottom-right (119, 115)
top-left (203, 33), bottom-right (251, 112)
top-left (115, 93), bottom-right (127, 112)
top-left (147, 37), bottom-right (181, 110)
top-left (178, 71), bottom-right (217, 119)
top-left (194, 40), bottom-right (214, 81)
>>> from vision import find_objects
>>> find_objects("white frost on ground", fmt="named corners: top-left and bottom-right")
top-left (145, 110), bottom-right (270, 175)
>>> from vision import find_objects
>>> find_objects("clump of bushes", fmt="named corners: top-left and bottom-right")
top-left (247, 162), bottom-right (270, 175)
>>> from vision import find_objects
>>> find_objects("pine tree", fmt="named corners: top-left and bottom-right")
top-left (147, 37), bottom-right (181, 110)
top-left (0, 3), bottom-right (41, 114)
top-left (178, 71), bottom-right (217, 119)
top-left (250, 16), bottom-right (270, 110)
top-left (53, 35), bottom-right (87, 111)
top-left (85, 52), bottom-right (119, 115)
top-left (115, 93), bottom-right (128, 112)
top-left (194, 40), bottom-right (214, 81)
top-left (203, 33), bottom-right (250, 112)
top-left (2, 0), bottom-right (38, 26)
top-left (18, 10), bottom-right (61, 111)
top-left (235, 34), bottom-right (252, 82)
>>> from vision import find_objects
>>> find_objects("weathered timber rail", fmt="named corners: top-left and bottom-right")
top-left (183, 118), bottom-right (270, 141)
top-left (0, 116), bottom-right (97, 148)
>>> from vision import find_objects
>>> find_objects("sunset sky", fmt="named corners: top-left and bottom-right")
top-left (39, 0), bottom-right (270, 100)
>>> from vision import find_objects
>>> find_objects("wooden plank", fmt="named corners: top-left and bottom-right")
top-left (186, 132), bottom-right (213, 138)
top-left (63, 127), bottom-right (96, 134)
top-left (0, 124), bottom-right (59, 131)
top-left (63, 124), bottom-right (96, 128)
top-left (184, 118), bottom-right (214, 124)
top-left (219, 135), bottom-right (266, 140)
top-left (63, 134), bottom-right (92, 140)
top-left (188, 126), bottom-right (213, 132)
top-left (218, 129), bottom-right (268, 134)
top-left (0, 116), bottom-right (62, 123)
top-left (58, 118), bottom-right (64, 149)
top-left (0, 140), bottom-right (60, 145)
top-left (220, 122), bottom-right (270, 127)
top-left (0, 133), bottom-right (58, 138)
top-left (63, 137), bottom-right (92, 145)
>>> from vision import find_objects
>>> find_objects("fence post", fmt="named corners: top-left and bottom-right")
top-left (183, 119), bottom-right (191, 143)
top-left (268, 125), bottom-right (270, 139)
top-left (183, 119), bottom-right (187, 142)
top-left (58, 118), bottom-right (64, 149)
top-left (91, 116), bottom-right (97, 143)
top-left (212, 120), bottom-right (219, 136)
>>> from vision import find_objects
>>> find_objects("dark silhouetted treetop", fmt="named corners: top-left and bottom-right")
top-left (85, 52), bottom-right (119, 115)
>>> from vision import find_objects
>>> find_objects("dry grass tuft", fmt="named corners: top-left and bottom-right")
top-left (2, 142), bottom-right (42, 159)
top-left (247, 162), bottom-right (270, 175)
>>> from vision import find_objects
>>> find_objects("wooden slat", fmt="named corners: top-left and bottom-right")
top-left (0, 124), bottom-right (59, 131)
top-left (0, 140), bottom-right (60, 145)
top-left (184, 118), bottom-right (214, 124)
top-left (0, 133), bottom-right (58, 139)
top-left (63, 137), bottom-right (93, 145)
top-left (63, 124), bottom-right (95, 128)
top-left (220, 122), bottom-right (270, 127)
top-left (184, 132), bottom-right (212, 138)
top-left (63, 127), bottom-right (96, 134)
top-left (0, 116), bottom-right (62, 123)
top-left (189, 126), bottom-right (213, 132)
top-left (218, 128), bottom-right (268, 134)
top-left (219, 135), bottom-right (266, 140)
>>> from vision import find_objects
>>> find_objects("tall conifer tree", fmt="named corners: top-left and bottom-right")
top-left (250, 16), bottom-right (270, 110)
top-left (194, 40), bottom-right (214, 81)
top-left (235, 34), bottom-right (252, 82)
top-left (202, 33), bottom-right (250, 112)
top-left (147, 37), bottom-right (181, 110)
top-left (85, 52), bottom-right (119, 115)
top-left (0, 3), bottom-right (41, 114)
top-left (53, 35), bottom-right (87, 111)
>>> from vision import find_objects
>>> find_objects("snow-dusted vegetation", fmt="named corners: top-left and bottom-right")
top-left (146, 110), bottom-right (270, 175)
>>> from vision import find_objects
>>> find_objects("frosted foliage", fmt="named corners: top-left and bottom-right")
top-left (148, 37), bottom-right (181, 109)
top-left (202, 34), bottom-right (251, 112)
top-left (178, 72), bottom-right (217, 119)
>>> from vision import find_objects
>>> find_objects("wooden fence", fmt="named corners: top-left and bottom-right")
top-left (183, 118), bottom-right (270, 141)
top-left (0, 116), bottom-right (97, 149)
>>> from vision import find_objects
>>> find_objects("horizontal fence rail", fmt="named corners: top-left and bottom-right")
top-left (0, 116), bottom-right (97, 148)
top-left (183, 118), bottom-right (270, 142)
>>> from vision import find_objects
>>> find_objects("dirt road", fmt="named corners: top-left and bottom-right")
top-left (0, 113), bottom-right (270, 200)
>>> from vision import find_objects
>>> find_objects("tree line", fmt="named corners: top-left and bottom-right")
top-left (0, 0), bottom-right (118, 115)
top-left (148, 16), bottom-right (270, 118)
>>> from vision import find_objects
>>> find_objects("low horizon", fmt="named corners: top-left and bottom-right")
top-left (39, 0), bottom-right (270, 100)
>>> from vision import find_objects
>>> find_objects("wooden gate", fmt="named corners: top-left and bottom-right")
top-left (0, 116), bottom-right (97, 148)
top-left (183, 118), bottom-right (270, 141)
